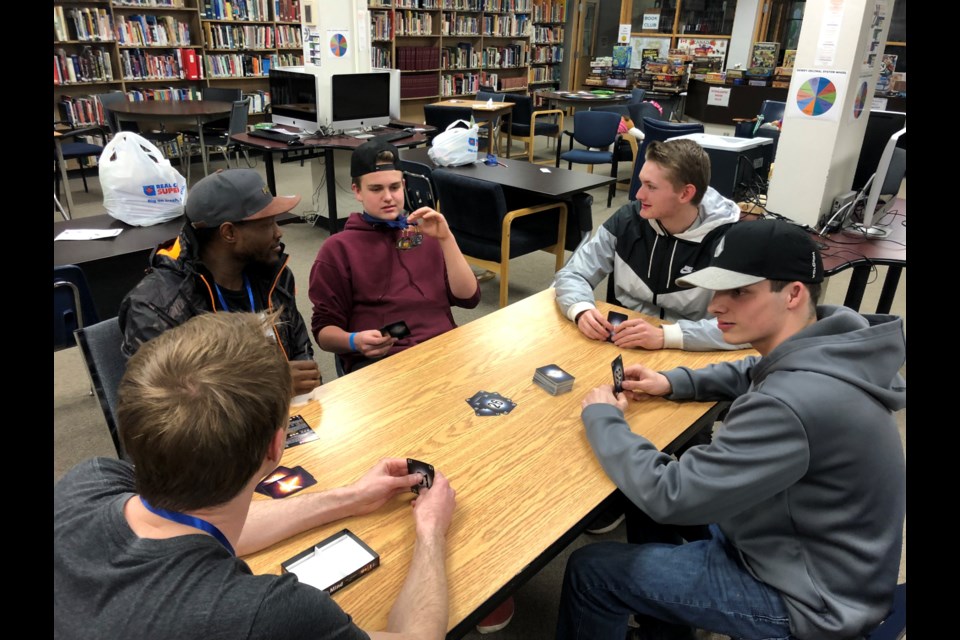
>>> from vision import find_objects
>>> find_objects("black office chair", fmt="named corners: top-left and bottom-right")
top-left (54, 265), bottom-right (100, 351)
top-left (97, 91), bottom-right (188, 171)
top-left (500, 93), bottom-right (564, 164)
top-left (199, 87), bottom-right (243, 133)
top-left (75, 316), bottom-right (128, 459)
top-left (631, 88), bottom-right (646, 104)
top-left (423, 104), bottom-right (474, 146)
top-left (399, 159), bottom-right (437, 210)
top-left (556, 110), bottom-right (622, 208)
top-left (183, 97), bottom-right (252, 181)
top-left (733, 99), bottom-right (786, 138)
top-left (628, 118), bottom-right (704, 201)
top-left (54, 123), bottom-right (109, 206)
top-left (475, 90), bottom-right (506, 154)
top-left (432, 169), bottom-right (568, 308)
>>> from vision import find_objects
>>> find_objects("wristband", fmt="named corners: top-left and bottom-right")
top-left (348, 332), bottom-right (358, 352)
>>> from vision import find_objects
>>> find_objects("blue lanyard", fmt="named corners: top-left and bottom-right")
top-left (140, 497), bottom-right (235, 556)
top-left (213, 274), bottom-right (255, 312)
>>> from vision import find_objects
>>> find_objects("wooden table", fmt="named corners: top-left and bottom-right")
top-left (232, 125), bottom-right (430, 233)
top-left (242, 288), bottom-right (755, 638)
top-left (109, 100), bottom-right (233, 177)
top-left (817, 197), bottom-right (907, 314)
top-left (430, 99), bottom-right (514, 155)
top-left (536, 89), bottom-right (632, 114)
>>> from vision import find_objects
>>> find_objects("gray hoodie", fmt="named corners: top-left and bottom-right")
top-left (582, 305), bottom-right (906, 639)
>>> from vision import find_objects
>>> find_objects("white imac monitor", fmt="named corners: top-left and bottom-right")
top-left (328, 70), bottom-right (400, 132)
top-left (845, 125), bottom-right (906, 239)
top-left (269, 66), bottom-right (323, 133)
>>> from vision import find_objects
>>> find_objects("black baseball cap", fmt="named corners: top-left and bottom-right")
top-left (676, 220), bottom-right (823, 290)
top-left (186, 169), bottom-right (300, 228)
top-left (350, 139), bottom-right (402, 178)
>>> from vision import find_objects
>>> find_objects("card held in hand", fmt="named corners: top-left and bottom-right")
top-left (407, 458), bottom-right (435, 494)
top-left (380, 320), bottom-right (411, 339)
top-left (612, 355), bottom-right (625, 395)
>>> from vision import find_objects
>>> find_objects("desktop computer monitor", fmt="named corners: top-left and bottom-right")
top-left (852, 110), bottom-right (906, 192)
top-left (329, 71), bottom-right (399, 132)
top-left (845, 126), bottom-right (906, 239)
top-left (269, 67), bottom-right (322, 133)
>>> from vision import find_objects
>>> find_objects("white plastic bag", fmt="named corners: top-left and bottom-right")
top-left (428, 119), bottom-right (479, 167)
top-left (99, 131), bottom-right (187, 226)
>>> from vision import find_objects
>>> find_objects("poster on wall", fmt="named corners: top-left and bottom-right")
top-left (786, 69), bottom-right (848, 122)
top-left (849, 74), bottom-right (872, 122)
top-left (629, 36), bottom-right (670, 69)
top-left (861, 0), bottom-right (888, 72)
top-left (815, 0), bottom-right (845, 67)
top-left (676, 38), bottom-right (728, 64)
top-left (327, 30), bottom-right (351, 60)
top-left (875, 54), bottom-right (897, 94)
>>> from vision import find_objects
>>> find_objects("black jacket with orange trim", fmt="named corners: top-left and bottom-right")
top-left (118, 222), bottom-right (314, 363)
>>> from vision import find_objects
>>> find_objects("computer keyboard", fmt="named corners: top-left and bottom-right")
top-left (371, 129), bottom-right (414, 143)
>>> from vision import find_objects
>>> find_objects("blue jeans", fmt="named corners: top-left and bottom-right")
top-left (556, 525), bottom-right (794, 640)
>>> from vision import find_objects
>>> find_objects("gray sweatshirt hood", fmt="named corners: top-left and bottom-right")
top-left (646, 186), bottom-right (742, 242)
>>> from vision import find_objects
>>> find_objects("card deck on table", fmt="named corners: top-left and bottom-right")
top-left (612, 355), bottom-right (625, 395)
top-left (406, 458), bottom-right (435, 494)
top-left (466, 390), bottom-right (517, 416)
top-left (286, 414), bottom-right (319, 448)
top-left (533, 364), bottom-right (575, 395)
top-left (255, 466), bottom-right (317, 499)
top-left (607, 311), bottom-right (628, 342)
top-left (380, 320), bottom-right (411, 339)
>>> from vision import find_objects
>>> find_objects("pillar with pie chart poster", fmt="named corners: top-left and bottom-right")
top-left (766, 0), bottom-right (896, 228)
top-left (302, 0), bottom-right (373, 74)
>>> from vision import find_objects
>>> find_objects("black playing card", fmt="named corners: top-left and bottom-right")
top-left (406, 458), bottom-right (435, 494)
top-left (612, 355), bottom-right (625, 395)
top-left (381, 321), bottom-right (411, 339)
top-left (607, 311), bottom-right (628, 342)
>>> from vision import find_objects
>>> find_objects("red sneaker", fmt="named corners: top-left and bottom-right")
top-left (476, 596), bottom-right (515, 634)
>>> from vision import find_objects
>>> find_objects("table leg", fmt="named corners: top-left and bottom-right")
top-left (197, 117), bottom-right (210, 176)
top-left (506, 111), bottom-right (513, 160)
top-left (842, 266), bottom-right (870, 312)
top-left (324, 148), bottom-right (340, 234)
top-left (264, 150), bottom-right (277, 195)
top-left (54, 136), bottom-right (74, 219)
top-left (876, 265), bottom-right (903, 315)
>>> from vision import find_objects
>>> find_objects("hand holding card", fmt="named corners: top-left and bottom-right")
top-left (607, 311), bottom-right (628, 343)
top-left (380, 321), bottom-right (411, 339)
top-left (406, 458), bottom-right (435, 494)
top-left (612, 355), bottom-right (625, 395)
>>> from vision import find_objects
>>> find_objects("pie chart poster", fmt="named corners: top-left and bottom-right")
top-left (786, 69), bottom-right (848, 123)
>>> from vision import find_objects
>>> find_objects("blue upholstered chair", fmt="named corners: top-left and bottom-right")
top-left (432, 169), bottom-right (568, 308)
top-left (556, 110), bottom-right (622, 207)
top-left (54, 265), bottom-right (99, 351)
top-left (399, 159), bottom-right (437, 211)
top-left (500, 93), bottom-right (564, 164)
top-left (53, 124), bottom-right (109, 207)
top-left (865, 582), bottom-right (906, 640)
top-left (628, 118), bottom-right (704, 201)
top-left (75, 316), bottom-right (128, 459)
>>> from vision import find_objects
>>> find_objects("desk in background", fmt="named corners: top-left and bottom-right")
top-left (232, 125), bottom-right (430, 233)
top-left (537, 90), bottom-right (632, 114)
top-left (54, 213), bottom-right (300, 319)
top-left (429, 99), bottom-right (514, 155)
top-left (817, 197), bottom-right (906, 314)
top-left (243, 289), bottom-right (755, 638)
top-left (108, 100), bottom-right (233, 177)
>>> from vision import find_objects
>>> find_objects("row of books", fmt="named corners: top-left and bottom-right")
top-left (202, 0), bottom-right (272, 21)
top-left (440, 43), bottom-right (481, 69)
top-left (125, 87), bottom-right (204, 101)
top-left (482, 14), bottom-right (529, 37)
top-left (113, 0), bottom-right (187, 7)
top-left (55, 6), bottom-right (114, 43)
top-left (120, 48), bottom-right (198, 81)
top-left (532, 25), bottom-right (562, 43)
top-left (204, 51), bottom-right (301, 78)
top-left (203, 22), bottom-right (280, 50)
top-left (274, 0), bottom-right (301, 22)
top-left (440, 0), bottom-right (480, 9)
top-left (498, 75), bottom-right (527, 90)
top-left (371, 11), bottom-right (392, 40)
top-left (440, 72), bottom-right (481, 96)
top-left (482, 0), bottom-right (532, 12)
top-left (243, 90), bottom-right (271, 114)
top-left (531, 0), bottom-right (565, 23)
top-left (396, 10), bottom-right (435, 36)
top-left (397, 46), bottom-right (442, 71)
top-left (55, 47), bottom-right (115, 85)
top-left (58, 94), bottom-right (107, 128)
top-left (529, 65), bottom-right (560, 83)
top-left (441, 15), bottom-right (480, 36)
top-left (400, 74), bottom-right (439, 99)
top-left (530, 44), bottom-right (562, 63)
top-left (371, 46), bottom-right (393, 68)
top-left (481, 44), bottom-right (527, 68)
top-left (398, 0), bottom-right (442, 8)
top-left (115, 14), bottom-right (192, 47)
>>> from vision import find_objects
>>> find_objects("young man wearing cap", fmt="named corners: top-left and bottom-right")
top-left (554, 138), bottom-right (744, 352)
top-left (119, 168), bottom-right (322, 396)
top-left (55, 311), bottom-right (458, 640)
top-left (556, 220), bottom-right (906, 640)
top-left (309, 139), bottom-right (480, 375)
